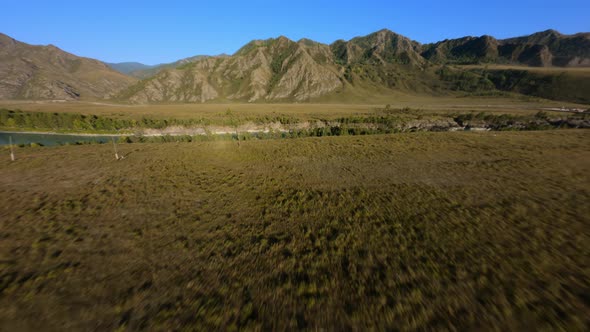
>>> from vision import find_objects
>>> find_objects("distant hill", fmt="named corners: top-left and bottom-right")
top-left (0, 33), bottom-right (136, 100)
top-left (107, 55), bottom-right (225, 79)
top-left (126, 55), bottom-right (217, 79)
top-left (105, 62), bottom-right (154, 75)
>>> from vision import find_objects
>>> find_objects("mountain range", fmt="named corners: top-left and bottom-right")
top-left (1, 29), bottom-right (589, 103)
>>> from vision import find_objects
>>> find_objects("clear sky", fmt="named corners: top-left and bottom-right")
top-left (2, 0), bottom-right (589, 65)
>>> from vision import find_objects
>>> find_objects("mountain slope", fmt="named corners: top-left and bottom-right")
top-left (117, 36), bottom-right (347, 103)
top-left (422, 30), bottom-right (590, 67)
top-left (0, 33), bottom-right (136, 100)
top-left (501, 30), bottom-right (590, 67)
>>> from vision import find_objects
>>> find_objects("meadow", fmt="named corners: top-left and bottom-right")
top-left (0, 95), bottom-right (587, 123)
top-left (0, 130), bottom-right (588, 330)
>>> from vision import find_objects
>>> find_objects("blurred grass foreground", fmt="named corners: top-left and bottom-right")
top-left (0, 130), bottom-right (589, 330)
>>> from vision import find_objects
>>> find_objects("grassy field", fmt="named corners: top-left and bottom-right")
top-left (0, 96), bottom-right (587, 123)
top-left (0, 130), bottom-right (589, 330)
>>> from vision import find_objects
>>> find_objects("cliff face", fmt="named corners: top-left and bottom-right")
top-left (0, 33), bottom-right (136, 100)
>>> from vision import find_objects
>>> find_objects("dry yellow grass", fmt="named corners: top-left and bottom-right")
top-left (0, 96), bottom-right (585, 123)
top-left (0, 130), bottom-right (589, 330)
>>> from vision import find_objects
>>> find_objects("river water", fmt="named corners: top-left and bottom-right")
top-left (0, 132), bottom-right (118, 147)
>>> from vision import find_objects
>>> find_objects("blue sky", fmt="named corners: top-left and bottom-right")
top-left (2, 0), bottom-right (589, 65)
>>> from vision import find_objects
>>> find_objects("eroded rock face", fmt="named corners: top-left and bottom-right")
top-left (128, 69), bottom-right (219, 103)
top-left (120, 36), bottom-right (345, 103)
top-left (268, 48), bottom-right (342, 101)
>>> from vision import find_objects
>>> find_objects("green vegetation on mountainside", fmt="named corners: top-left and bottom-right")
top-left (436, 66), bottom-right (590, 103)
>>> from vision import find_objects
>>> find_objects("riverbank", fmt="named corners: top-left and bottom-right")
top-left (1, 106), bottom-right (589, 147)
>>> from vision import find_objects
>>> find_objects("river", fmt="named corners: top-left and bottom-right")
top-left (0, 131), bottom-right (119, 147)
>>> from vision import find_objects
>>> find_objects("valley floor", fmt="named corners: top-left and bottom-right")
top-left (1, 97), bottom-right (587, 121)
top-left (0, 130), bottom-right (589, 330)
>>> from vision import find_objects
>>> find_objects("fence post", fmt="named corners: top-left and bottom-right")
top-left (112, 137), bottom-right (119, 160)
top-left (9, 136), bottom-right (15, 161)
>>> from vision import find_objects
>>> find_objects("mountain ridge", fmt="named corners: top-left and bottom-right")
top-left (422, 29), bottom-right (590, 67)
